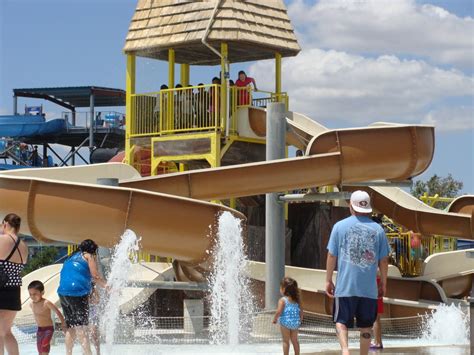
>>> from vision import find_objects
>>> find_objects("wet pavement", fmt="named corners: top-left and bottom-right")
top-left (307, 345), bottom-right (469, 354)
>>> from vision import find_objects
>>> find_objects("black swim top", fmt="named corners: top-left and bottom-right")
top-left (0, 235), bottom-right (24, 287)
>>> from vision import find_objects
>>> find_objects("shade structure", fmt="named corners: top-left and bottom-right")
top-left (124, 0), bottom-right (301, 64)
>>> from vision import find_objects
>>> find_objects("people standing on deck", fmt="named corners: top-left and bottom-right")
top-left (174, 84), bottom-right (184, 130)
top-left (235, 70), bottom-right (257, 106)
top-left (0, 213), bottom-right (28, 355)
top-left (325, 191), bottom-right (390, 355)
top-left (194, 83), bottom-right (209, 128)
top-left (57, 239), bottom-right (107, 355)
top-left (209, 77), bottom-right (221, 126)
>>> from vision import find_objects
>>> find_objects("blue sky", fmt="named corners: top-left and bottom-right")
top-left (0, 0), bottom-right (472, 193)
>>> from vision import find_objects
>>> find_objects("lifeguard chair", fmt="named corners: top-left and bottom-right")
top-left (123, 0), bottom-right (300, 176)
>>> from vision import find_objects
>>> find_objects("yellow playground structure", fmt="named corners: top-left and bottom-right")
top-left (123, 1), bottom-right (298, 176)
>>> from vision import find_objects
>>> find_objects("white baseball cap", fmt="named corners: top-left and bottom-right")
top-left (350, 190), bottom-right (372, 213)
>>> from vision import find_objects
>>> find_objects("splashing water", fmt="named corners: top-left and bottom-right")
top-left (101, 230), bottom-right (140, 351)
top-left (421, 303), bottom-right (469, 345)
top-left (209, 212), bottom-right (254, 345)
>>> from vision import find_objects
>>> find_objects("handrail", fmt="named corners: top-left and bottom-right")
top-left (129, 85), bottom-right (289, 138)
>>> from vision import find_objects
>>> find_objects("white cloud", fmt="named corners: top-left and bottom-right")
top-left (422, 106), bottom-right (474, 131)
top-left (249, 49), bottom-right (473, 128)
top-left (288, 0), bottom-right (474, 70)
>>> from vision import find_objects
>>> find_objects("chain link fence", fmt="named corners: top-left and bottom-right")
top-left (14, 310), bottom-right (431, 346)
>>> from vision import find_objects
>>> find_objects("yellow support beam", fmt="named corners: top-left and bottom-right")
top-left (168, 49), bottom-right (175, 88)
top-left (125, 54), bottom-right (136, 165)
top-left (220, 42), bottom-right (228, 133)
top-left (168, 49), bottom-right (175, 132)
top-left (180, 63), bottom-right (190, 86)
top-left (275, 52), bottom-right (282, 100)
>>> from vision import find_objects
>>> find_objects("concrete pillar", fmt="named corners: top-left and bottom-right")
top-left (183, 299), bottom-right (203, 334)
top-left (265, 102), bottom-right (286, 310)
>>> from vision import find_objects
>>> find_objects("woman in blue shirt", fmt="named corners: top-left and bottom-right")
top-left (58, 239), bottom-right (106, 355)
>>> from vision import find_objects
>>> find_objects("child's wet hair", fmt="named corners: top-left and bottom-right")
top-left (78, 239), bottom-right (98, 255)
top-left (280, 277), bottom-right (300, 304)
top-left (28, 280), bottom-right (45, 292)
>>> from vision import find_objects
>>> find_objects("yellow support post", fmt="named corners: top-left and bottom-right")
top-left (168, 49), bottom-right (175, 89)
top-left (220, 42), bottom-right (228, 132)
top-left (168, 49), bottom-right (175, 131)
top-left (180, 64), bottom-right (190, 86)
top-left (125, 54), bottom-right (136, 165)
top-left (275, 52), bottom-right (282, 102)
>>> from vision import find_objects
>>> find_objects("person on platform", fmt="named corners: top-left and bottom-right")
top-left (235, 70), bottom-right (257, 105)
top-left (325, 191), bottom-right (390, 355)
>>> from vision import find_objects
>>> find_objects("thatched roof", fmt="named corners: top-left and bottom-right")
top-left (124, 0), bottom-right (301, 65)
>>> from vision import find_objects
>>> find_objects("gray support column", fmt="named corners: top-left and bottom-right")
top-left (42, 144), bottom-right (48, 167)
top-left (71, 109), bottom-right (76, 166)
top-left (95, 178), bottom-right (119, 276)
top-left (13, 95), bottom-right (18, 115)
top-left (265, 102), bottom-right (286, 310)
top-left (89, 93), bottom-right (95, 151)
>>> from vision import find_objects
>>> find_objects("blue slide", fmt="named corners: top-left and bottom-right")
top-left (0, 115), bottom-right (66, 137)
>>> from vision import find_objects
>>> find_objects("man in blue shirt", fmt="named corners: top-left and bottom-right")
top-left (326, 190), bottom-right (390, 355)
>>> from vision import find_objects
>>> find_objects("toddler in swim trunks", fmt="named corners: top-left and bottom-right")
top-left (28, 280), bottom-right (66, 355)
top-left (272, 277), bottom-right (303, 355)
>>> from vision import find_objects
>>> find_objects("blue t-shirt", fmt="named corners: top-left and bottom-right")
top-left (57, 253), bottom-right (92, 297)
top-left (327, 215), bottom-right (390, 299)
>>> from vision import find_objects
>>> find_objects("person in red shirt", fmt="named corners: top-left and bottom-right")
top-left (235, 70), bottom-right (257, 106)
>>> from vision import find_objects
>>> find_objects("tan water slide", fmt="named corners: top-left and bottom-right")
top-left (3, 108), bottom-right (472, 317)
top-left (119, 108), bottom-right (473, 240)
top-left (0, 164), bottom-right (244, 265)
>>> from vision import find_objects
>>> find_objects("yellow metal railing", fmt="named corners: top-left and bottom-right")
top-left (130, 84), bottom-right (220, 137)
top-left (387, 232), bottom-right (456, 276)
top-left (67, 244), bottom-right (159, 263)
top-left (419, 193), bottom-right (454, 208)
top-left (130, 85), bottom-right (289, 138)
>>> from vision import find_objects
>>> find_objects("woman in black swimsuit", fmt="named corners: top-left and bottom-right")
top-left (0, 213), bottom-right (28, 355)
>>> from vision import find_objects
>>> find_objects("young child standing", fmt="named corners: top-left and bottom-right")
top-left (272, 277), bottom-right (303, 355)
top-left (28, 280), bottom-right (66, 355)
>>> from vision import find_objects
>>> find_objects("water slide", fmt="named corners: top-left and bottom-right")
top-left (245, 261), bottom-right (449, 318)
top-left (118, 108), bottom-right (472, 240)
top-left (0, 115), bottom-right (66, 137)
top-left (17, 262), bottom-right (174, 320)
top-left (2, 108), bottom-right (471, 316)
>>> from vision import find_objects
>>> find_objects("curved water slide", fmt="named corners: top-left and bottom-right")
top-left (2, 108), bottom-right (471, 314)
top-left (0, 164), bottom-right (244, 265)
top-left (119, 108), bottom-right (472, 240)
top-left (1, 119), bottom-right (436, 266)
top-left (246, 261), bottom-right (446, 318)
top-left (17, 262), bottom-right (174, 320)
top-left (120, 124), bottom-right (434, 199)
top-left (0, 115), bottom-right (66, 138)
top-left (448, 195), bottom-right (474, 215)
